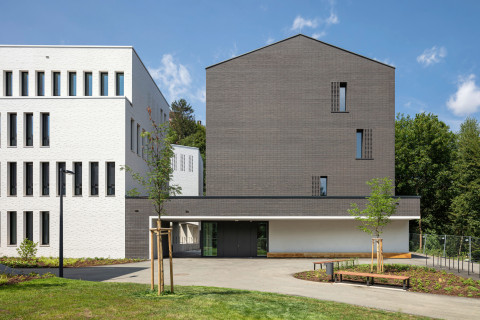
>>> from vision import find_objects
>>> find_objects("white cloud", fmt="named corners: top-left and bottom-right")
top-left (417, 46), bottom-right (447, 66)
top-left (266, 37), bottom-right (275, 45)
top-left (149, 54), bottom-right (206, 105)
top-left (325, 12), bottom-right (339, 25)
top-left (291, 15), bottom-right (318, 31)
top-left (311, 31), bottom-right (326, 39)
top-left (447, 74), bottom-right (480, 116)
top-left (373, 57), bottom-right (395, 67)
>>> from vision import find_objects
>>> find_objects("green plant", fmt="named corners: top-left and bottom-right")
top-left (16, 239), bottom-right (38, 260)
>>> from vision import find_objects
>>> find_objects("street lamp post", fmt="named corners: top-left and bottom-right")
top-left (59, 167), bottom-right (74, 278)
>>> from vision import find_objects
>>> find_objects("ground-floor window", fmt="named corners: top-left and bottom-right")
top-left (202, 222), bottom-right (217, 256)
top-left (41, 211), bottom-right (50, 245)
top-left (257, 222), bottom-right (268, 256)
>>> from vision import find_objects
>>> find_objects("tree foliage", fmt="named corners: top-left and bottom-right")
top-left (450, 118), bottom-right (480, 237)
top-left (122, 107), bottom-right (181, 219)
top-left (395, 113), bottom-right (456, 234)
top-left (169, 99), bottom-right (196, 142)
top-left (348, 177), bottom-right (398, 238)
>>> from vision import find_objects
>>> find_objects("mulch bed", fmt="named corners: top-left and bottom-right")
top-left (0, 273), bottom-right (55, 286)
top-left (294, 264), bottom-right (480, 299)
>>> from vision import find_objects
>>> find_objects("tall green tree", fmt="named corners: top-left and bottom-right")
top-left (395, 113), bottom-right (456, 235)
top-left (450, 118), bottom-right (480, 237)
top-left (169, 99), bottom-right (196, 142)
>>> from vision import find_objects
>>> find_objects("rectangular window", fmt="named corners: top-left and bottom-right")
top-left (25, 113), bottom-right (33, 146)
top-left (189, 155), bottom-right (194, 172)
top-left (21, 71), bottom-right (28, 96)
top-left (180, 154), bottom-right (185, 171)
top-left (202, 222), bottom-right (217, 257)
top-left (69, 72), bottom-right (77, 96)
top-left (41, 162), bottom-right (49, 196)
top-left (8, 162), bottom-right (17, 196)
top-left (57, 162), bottom-right (66, 195)
top-left (24, 211), bottom-right (33, 241)
top-left (53, 72), bottom-right (60, 96)
top-left (257, 222), bottom-right (268, 256)
top-left (74, 162), bottom-right (82, 195)
top-left (356, 129), bottom-right (373, 159)
top-left (41, 211), bottom-right (50, 245)
top-left (331, 82), bottom-right (347, 112)
top-left (25, 162), bottom-right (33, 196)
top-left (171, 154), bottom-right (177, 171)
top-left (41, 113), bottom-right (50, 146)
top-left (5, 71), bottom-right (12, 96)
top-left (130, 119), bottom-right (135, 151)
top-left (90, 162), bottom-right (99, 196)
top-left (116, 72), bottom-right (124, 96)
top-left (37, 71), bottom-right (45, 96)
top-left (320, 177), bottom-right (327, 196)
top-left (100, 72), bottom-right (108, 96)
top-left (106, 162), bottom-right (115, 196)
top-left (84, 72), bottom-right (92, 96)
top-left (8, 113), bottom-right (17, 146)
top-left (8, 212), bottom-right (17, 245)
top-left (136, 124), bottom-right (140, 154)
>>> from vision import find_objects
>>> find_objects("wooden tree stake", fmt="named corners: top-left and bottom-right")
top-left (168, 229), bottom-right (174, 293)
top-left (156, 231), bottom-right (161, 295)
top-left (150, 230), bottom-right (154, 290)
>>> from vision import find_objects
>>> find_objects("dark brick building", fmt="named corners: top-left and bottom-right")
top-left (126, 35), bottom-right (420, 258)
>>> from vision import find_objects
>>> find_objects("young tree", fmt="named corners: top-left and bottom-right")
top-left (348, 177), bottom-right (398, 238)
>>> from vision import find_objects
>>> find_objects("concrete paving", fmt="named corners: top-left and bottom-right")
top-left (17, 257), bottom-right (480, 319)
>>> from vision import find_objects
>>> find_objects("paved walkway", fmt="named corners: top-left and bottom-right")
top-left (15, 258), bottom-right (480, 320)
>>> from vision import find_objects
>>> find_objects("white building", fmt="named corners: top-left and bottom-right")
top-left (0, 45), bottom-right (170, 258)
top-left (169, 144), bottom-right (203, 252)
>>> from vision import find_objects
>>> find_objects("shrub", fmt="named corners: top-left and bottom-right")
top-left (16, 239), bottom-right (38, 260)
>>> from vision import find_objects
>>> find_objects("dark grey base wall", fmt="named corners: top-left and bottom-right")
top-left (125, 199), bottom-right (169, 259)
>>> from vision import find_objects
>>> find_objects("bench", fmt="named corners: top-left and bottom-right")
top-left (313, 259), bottom-right (352, 270)
top-left (334, 271), bottom-right (410, 290)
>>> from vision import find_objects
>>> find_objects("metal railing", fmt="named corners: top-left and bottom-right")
top-left (409, 233), bottom-right (480, 277)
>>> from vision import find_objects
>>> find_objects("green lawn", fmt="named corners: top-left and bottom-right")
top-left (0, 278), bottom-right (426, 319)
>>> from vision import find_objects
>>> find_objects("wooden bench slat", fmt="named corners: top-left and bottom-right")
top-left (313, 259), bottom-right (350, 264)
top-left (335, 271), bottom-right (409, 280)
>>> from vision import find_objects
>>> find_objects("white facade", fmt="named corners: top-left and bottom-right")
top-left (0, 45), bottom-right (170, 258)
top-left (171, 144), bottom-right (203, 196)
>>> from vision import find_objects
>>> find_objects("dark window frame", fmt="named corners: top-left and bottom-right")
top-left (69, 72), bottom-right (77, 96)
top-left (90, 162), bottom-right (99, 196)
top-left (25, 162), bottom-right (33, 196)
top-left (84, 72), bottom-right (92, 96)
top-left (8, 211), bottom-right (17, 245)
top-left (100, 72), bottom-right (108, 96)
top-left (24, 211), bottom-right (33, 241)
top-left (8, 162), bottom-right (17, 196)
top-left (57, 162), bottom-right (66, 196)
top-left (25, 113), bottom-right (33, 146)
top-left (41, 162), bottom-right (50, 196)
top-left (53, 72), bottom-right (61, 96)
top-left (41, 113), bottom-right (50, 146)
top-left (74, 162), bottom-right (82, 196)
top-left (21, 71), bottom-right (28, 96)
top-left (37, 71), bottom-right (45, 96)
top-left (5, 71), bottom-right (13, 96)
top-left (8, 113), bottom-right (17, 146)
top-left (41, 211), bottom-right (50, 245)
top-left (116, 72), bottom-right (124, 96)
top-left (106, 162), bottom-right (115, 196)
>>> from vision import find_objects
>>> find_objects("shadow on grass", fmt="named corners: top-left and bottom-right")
top-left (133, 287), bottom-right (251, 300)
top-left (12, 267), bottom-right (148, 282)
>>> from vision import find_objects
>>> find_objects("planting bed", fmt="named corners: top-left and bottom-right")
top-left (0, 256), bottom-right (144, 268)
top-left (294, 264), bottom-right (480, 298)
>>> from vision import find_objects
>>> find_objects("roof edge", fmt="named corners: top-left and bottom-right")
top-left (206, 34), bottom-right (395, 70)
top-left (0, 45), bottom-right (133, 49)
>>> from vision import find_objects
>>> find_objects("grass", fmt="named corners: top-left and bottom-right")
top-left (294, 263), bottom-right (480, 298)
top-left (0, 256), bottom-right (144, 268)
top-left (0, 277), bottom-right (427, 319)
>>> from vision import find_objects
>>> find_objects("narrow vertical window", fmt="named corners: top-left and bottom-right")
top-left (116, 72), bottom-right (124, 96)
top-left (53, 72), bottom-right (61, 96)
top-left (356, 130), bottom-right (363, 159)
top-left (25, 162), bottom-right (33, 196)
top-left (106, 162), bottom-right (115, 195)
top-left (21, 72), bottom-right (29, 96)
top-left (130, 119), bottom-right (135, 151)
top-left (41, 162), bottom-right (49, 195)
top-left (57, 162), bottom-right (66, 196)
top-left (41, 113), bottom-right (50, 146)
top-left (8, 113), bottom-right (17, 146)
top-left (84, 72), bottom-right (92, 96)
top-left (339, 83), bottom-right (347, 112)
top-left (202, 222), bottom-right (217, 257)
top-left (41, 211), bottom-right (50, 245)
top-left (189, 155), bottom-right (193, 172)
top-left (8, 162), bottom-right (17, 196)
top-left (5, 71), bottom-right (13, 96)
top-left (180, 154), bottom-right (185, 171)
top-left (160, 109), bottom-right (164, 123)
top-left (320, 177), bottom-right (327, 196)
top-left (136, 124), bottom-right (140, 154)
top-left (25, 113), bottom-right (33, 146)
top-left (100, 72), bottom-right (108, 96)
top-left (90, 162), bottom-right (99, 196)
top-left (164, 113), bottom-right (167, 123)
top-left (74, 162), bottom-right (82, 195)
top-left (141, 129), bottom-right (145, 158)
top-left (24, 211), bottom-right (33, 241)
top-left (8, 211), bottom-right (17, 245)
top-left (37, 71), bottom-right (45, 96)
top-left (69, 72), bottom-right (77, 96)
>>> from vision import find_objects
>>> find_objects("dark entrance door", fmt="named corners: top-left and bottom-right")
top-left (220, 221), bottom-right (255, 257)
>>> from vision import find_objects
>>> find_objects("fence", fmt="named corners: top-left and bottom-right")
top-left (409, 233), bottom-right (480, 276)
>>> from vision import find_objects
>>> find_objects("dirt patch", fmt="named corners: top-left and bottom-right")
top-left (294, 264), bottom-right (480, 299)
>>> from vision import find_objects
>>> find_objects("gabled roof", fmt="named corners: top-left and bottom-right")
top-left (206, 34), bottom-right (395, 70)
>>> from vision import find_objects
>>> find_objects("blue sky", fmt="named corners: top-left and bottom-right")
top-left (2, 0), bottom-right (480, 131)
